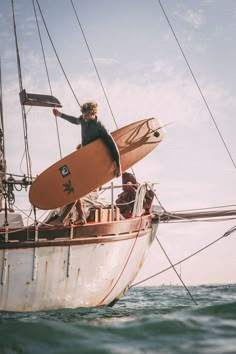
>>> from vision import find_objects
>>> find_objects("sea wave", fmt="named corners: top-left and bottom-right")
top-left (1, 285), bottom-right (236, 354)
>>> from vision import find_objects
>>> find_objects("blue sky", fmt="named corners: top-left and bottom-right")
top-left (0, 0), bottom-right (236, 285)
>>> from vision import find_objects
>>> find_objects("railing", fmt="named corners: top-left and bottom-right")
top-left (0, 180), bottom-right (158, 243)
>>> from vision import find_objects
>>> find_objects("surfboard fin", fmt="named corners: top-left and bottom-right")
top-left (19, 89), bottom-right (62, 108)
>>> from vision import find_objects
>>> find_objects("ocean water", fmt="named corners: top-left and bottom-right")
top-left (1, 285), bottom-right (236, 354)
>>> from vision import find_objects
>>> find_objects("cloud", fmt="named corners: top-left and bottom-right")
top-left (17, 15), bottom-right (38, 37)
top-left (2, 49), bottom-right (16, 61)
top-left (152, 60), bottom-right (174, 77)
top-left (184, 9), bottom-right (204, 29)
top-left (4, 62), bottom-right (234, 185)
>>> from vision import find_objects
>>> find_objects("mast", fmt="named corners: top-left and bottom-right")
top-left (0, 58), bottom-right (6, 211)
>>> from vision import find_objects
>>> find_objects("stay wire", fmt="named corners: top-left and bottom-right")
top-left (172, 204), bottom-right (236, 213)
top-left (35, 0), bottom-right (81, 108)
top-left (131, 223), bottom-right (236, 287)
top-left (161, 216), bottom-right (236, 224)
top-left (70, 0), bottom-right (136, 176)
top-left (12, 0), bottom-right (33, 181)
top-left (0, 59), bottom-right (4, 126)
top-left (32, 0), bottom-right (52, 96)
top-left (0, 58), bottom-right (5, 159)
top-left (148, 183), bottom-right (167, 213)
top-left (32, 0), bottom-right (62, 160)
top-left (70, 0), bottom-right (119, 130)
top-left (155, 236), bottom-right (198, 305)
top-left (157, 0), bottom-right (236, 171)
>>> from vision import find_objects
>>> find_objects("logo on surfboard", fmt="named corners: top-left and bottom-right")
top-left (59, 165), bottom-right (71, 177)
top-left (63, 180), bottom-right (74, 195)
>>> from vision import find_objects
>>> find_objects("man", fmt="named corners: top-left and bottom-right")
top-left (116, 172), bottom-right (154, 218)
top-left (53, 101), bottom-right (121, 224)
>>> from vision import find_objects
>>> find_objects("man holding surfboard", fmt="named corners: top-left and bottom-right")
top-left (53, 102), bottom-right (121, 177)
top-left (52, 101), bottom-right (121, 224)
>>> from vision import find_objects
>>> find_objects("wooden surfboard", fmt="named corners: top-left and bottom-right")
top-left (29, 117), bottom-right (165, 210)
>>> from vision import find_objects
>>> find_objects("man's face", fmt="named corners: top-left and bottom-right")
top-left (82, 112), bottom-right (96, 121)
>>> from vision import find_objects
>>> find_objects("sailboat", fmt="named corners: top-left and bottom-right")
top-left (0, 1), bottom-right (165, 311)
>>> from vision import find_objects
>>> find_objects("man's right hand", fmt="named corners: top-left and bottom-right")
top-left (53, 108), bottom-right (62, 117)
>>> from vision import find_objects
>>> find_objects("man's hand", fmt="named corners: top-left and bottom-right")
top-left (124, 181), bottom-right (137, 192)
top-left (53, 108), bottom-right (62, 117)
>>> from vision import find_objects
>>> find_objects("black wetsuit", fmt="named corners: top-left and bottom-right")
top-left (61, 113), bottom-right (120, 168)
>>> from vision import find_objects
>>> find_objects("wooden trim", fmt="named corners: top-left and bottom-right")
top-left (0, 229), bottom-right (152, 250)
top-left (0, 215), bottom-right (154, 250)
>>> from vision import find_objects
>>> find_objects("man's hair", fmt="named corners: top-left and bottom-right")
top-left (122, 172), bottom-right (137, 185)
top-left (80, 101), bottom-right (98, 115)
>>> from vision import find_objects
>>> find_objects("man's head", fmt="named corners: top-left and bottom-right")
top-left (122, 172), bottom-right (138, 191)
top-left (81, 101), bottom-right (98, 121)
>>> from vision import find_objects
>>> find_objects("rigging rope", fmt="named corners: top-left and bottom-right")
top-left (149, 183), bottom-right (168, 213)
top-left (157, 0), bottom-right (236, 171)
top-left (171, 204), bottom-right (236, 213)
top-left (0, 59), bottom-right (6, 212)
top-left (70, 0), bottom-right (119, 131)
top-left (32, 0), bottom-right (52, 96)
top-left (11, 0), bottom-right (33, 180)
top-left (162, 217), bottom-right (236, 224)
top-left (0, 58), bottom-right (5, 173)
top-left (0, 58), bottom-right (4, 141)
top-left (70, 0), bottom-right (137, 176)
top-left (159, 207), bottom-right (236, 224)
top-left (155, 236), bottom-right (197, 305)
top-left (131, 223), bottom-right (236, 287)
top-left (35, 0), bottom-right (81, 108)
top-left (32, 0), bottom-right (62, 159)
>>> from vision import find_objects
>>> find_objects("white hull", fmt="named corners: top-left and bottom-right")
top-left (0, 215), bottom-right (158, 311)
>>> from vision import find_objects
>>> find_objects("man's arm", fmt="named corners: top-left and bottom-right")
top-left (53, 109), bottom-right (82, 125)
top-left (99, 124), bottom-right (121, 177)
top-left (61, 113), bottom-right (82, 125)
